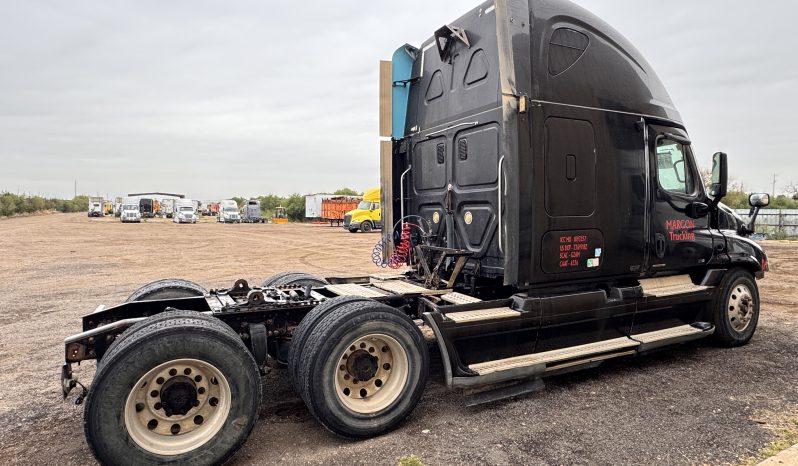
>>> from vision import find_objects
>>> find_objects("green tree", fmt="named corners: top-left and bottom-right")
top-left (334, 187), bottom-right (361, 196)
top-left (283, 193), bottom-right (306, 221)
top-left (258, 194), bottom-right (284, 216)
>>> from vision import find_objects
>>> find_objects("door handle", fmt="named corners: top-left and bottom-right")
top-left (655, 233), bottom-right (666, 259)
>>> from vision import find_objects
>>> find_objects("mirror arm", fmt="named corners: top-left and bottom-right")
top-left (746, 206), bottom-right (762, 234)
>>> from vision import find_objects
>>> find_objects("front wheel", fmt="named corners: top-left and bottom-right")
top-left (710, 268), bottom-right (760, 347)
top-left (297, 299), bottom-right (428, 438)
top-left (360, 221), bottom-right (373, 233)
top-left (84, 315), bottom-right (261, 465)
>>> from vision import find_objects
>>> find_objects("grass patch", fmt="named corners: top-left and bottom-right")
top-left (397, 454), bottom-right (425, 466)
top-left (741, 415), bottom-right (798, 465)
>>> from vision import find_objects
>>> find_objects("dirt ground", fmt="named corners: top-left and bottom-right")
top-left (1, 213), bottom-right (797, 465)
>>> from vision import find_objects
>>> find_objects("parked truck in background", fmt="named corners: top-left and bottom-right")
top-left (113, 197), bottom-right (122, 217)
top-left (160, 198), bottom-right (175, 219)
top-left (208, 202), bottom-right (220, 217)
top-left (343, 187), bottom-right (381, 232)
top-left (60, 2), bottom-right (773, 465)
top-left (138, 198), bottom-right (154, 218)
top-left (87, 196), bottom-right (103, 217)
top-left (241, 198), bottom-right (264, 223)
top-left (218, 199), bottom-right (241, 223)
top-left (102, 201), bottom-right (114, 216)
top-left (173, 199), bottom-right (197, 224)
top-left (119, 197), bottom-right (141, 223)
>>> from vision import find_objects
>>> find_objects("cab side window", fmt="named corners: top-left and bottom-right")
top-left (656, 138), bottom-right (695, 195)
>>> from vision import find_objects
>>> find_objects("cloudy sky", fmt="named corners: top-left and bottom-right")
top-left (0, 0), bottom-right (795, 199)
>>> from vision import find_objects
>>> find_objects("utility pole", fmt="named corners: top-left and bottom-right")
top-left (772, 174), bottom-right (777, 197)
top-left (74, 180), bottom-right (77, 199)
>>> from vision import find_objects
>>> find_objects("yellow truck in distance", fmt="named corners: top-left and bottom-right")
top-left (343, 187), bottom-right (381, 233)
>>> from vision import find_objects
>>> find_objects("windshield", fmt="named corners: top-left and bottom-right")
top-left (223, 207), bottom-right (236, 212)
top-left (180, 207), bottom-right (194, 212)
top-left (122, 205), bottom-right (138, 210)
top-left (357, 201), bottom-right (371, 210)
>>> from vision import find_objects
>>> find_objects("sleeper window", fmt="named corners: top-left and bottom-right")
top-left (656, 139), bottom-right (694, 195)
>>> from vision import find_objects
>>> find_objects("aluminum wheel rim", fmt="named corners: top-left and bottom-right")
top-left (334, 333), bottom-right (409, 414)
top-left (727, 283), bottom-right (754, 332)
top-left (124, 358), bottom-right (231, 456)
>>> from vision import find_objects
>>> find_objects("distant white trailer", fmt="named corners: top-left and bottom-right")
top-left (305, 194), bottom-right (336, 219)
top-left (161, 198), bottom-right (175, 219)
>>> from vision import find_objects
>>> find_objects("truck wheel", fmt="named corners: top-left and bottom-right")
top-left (84, 316), bottom-right (261, 465)
top-left (297, 300), bottom-right (428, 438)
top-left (126, 279), bottom-right (207, 302)
top-left (348, 228), bottom-right (359, 233)
top-left (288, 296), bottom-right (373, 392)
top-left (710, 268), bottom-right (760, 347)
top-left (261, 272), bottom-right (329, 288)
top-left (361, 221), bottom-right (373, 233)
top-left (99, 310), bottom-right (236, 368)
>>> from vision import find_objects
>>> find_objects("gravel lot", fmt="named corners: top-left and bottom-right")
top-left (0, 213), bottom-right (796, 465)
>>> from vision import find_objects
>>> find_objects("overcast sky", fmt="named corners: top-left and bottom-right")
top-left (0, 0), bottom-right (795, 200)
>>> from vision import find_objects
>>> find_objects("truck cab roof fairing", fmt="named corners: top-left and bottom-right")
top-left (530, 0), bottom-right (681, 122)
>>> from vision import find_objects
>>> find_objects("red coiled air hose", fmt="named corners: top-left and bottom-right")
top-left (388, 222), bottom-right (412, 269)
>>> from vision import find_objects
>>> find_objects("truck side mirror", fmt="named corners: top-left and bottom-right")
top-left (749, 193), bottom-right (770, 208)
top-left (709, 152), bottom-right (727, 200)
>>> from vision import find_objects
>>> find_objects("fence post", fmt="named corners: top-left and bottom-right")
top-left (778, 210), bottom-right (784, 235)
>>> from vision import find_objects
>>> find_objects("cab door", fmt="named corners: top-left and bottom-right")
top-left (646, 125), bottom-right (716, 272)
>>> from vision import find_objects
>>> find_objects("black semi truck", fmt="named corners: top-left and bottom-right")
top-left (61, 1), bottom-right (771, 464)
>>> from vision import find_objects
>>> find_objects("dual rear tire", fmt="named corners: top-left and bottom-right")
top-left (261, 271), bottom-right (329, 288)
top-left (289, 298), bottom-right (429, 438)
top-left (84, 313), bottom-right (261, 465)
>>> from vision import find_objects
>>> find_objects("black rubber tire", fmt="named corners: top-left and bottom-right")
top-left (125, 279), bottom-right (207, 303)
top-left (348, 228), bottom-right (358, 233)
top-left (360, 221), bottom-right (373, 233)
top-left (260, 271), bottom-right (297, 287)
top-left (710, 268), bottom-right (760, 347)
top-left (98, 310), bottom-right (235, 368)
top-left (287, 296), bottom-right (373, 392)
top-left (84, 315), bottom-right (261, 466)
top-left (261, 271), bottom-right (329, 288)
top-left (296, 299), bottom-right (428, 439)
